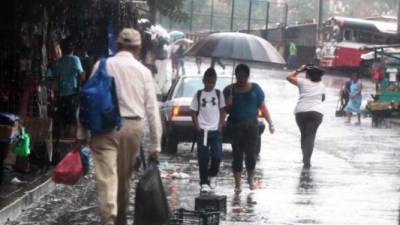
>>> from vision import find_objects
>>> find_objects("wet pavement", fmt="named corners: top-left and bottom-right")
top-left (5, 61), bottom-right (400, 225)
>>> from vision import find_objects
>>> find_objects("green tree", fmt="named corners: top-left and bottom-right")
top-left (147, 0), bottom-right (188, 23)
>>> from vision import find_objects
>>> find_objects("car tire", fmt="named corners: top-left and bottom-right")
top-left (162, 134), bottom-right (178, 154)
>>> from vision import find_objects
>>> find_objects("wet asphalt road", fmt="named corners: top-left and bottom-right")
top-left (6, 61), bottom-right (400, 225)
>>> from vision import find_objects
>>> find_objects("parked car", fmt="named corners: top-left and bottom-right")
top-left (160, 74), bottom-right (265, 154)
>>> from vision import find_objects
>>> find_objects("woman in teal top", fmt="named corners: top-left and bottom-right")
top-left (223, 64), bottom-right (274, 194)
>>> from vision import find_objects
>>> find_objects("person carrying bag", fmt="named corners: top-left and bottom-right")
top-left (76, 28), bottom-right (162, 225)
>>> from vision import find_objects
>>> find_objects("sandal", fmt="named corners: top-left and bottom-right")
top-left (234, 186), bottom-right (242, 194)
top-left (248, 178), bottom-right (256, 190)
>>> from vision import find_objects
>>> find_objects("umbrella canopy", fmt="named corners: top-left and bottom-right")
top-left (146, 25), bottom-right (169, 41)
top-left (172, 38), bottom-right (193, 46)
top-left (169, 31), bottom-right (185, 42)
top-left (185, 32), bottom-right (285, 64)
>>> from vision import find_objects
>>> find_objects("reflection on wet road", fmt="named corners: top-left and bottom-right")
top-left (6, 64), bottom-right (400, 225)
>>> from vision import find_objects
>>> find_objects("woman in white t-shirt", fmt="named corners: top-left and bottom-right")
top-left (287, 64), bottom-right (325, 169)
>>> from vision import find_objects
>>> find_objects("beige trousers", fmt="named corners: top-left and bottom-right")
top-left (90, 119), bottom-right (144, 225)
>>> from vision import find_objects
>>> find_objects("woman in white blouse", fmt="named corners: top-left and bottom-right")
top-left (287, 64), bottom-right (325, 169)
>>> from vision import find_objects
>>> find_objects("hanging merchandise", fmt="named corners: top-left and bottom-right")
top-left (12, 127), bottom-right (30, 157)
top-left (108, 20), bottom-right (116, 56)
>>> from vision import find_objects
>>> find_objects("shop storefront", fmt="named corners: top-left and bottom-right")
top-left (0, 0), bottom-right (137, 185)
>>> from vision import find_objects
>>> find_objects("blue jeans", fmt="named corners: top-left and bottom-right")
top-left (196, 130), bottom-right (223, 185)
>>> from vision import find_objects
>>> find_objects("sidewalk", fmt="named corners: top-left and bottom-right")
top-left (0, 172), bottom-right (54, 225)
top-left (0, 140), bottom-right (73, 224)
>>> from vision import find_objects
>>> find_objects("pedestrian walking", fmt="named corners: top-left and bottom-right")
top-left (211, 57), bottom-right (226, 73)
top-left (54, 37), bottom-right (85, 139)
top-left (286, 64), bottom-right (325, 169)
top-left (339, 78), bottom-right (352, 112)
top-left (170, 44), bottom-right (178, 75)
top-left (154, 35), bottom-right (171, 95)
top-left (313, 46), bottom-right (321, 65)
top-left (175, 45), bottom-right (186, 76)
top-left (287, 42), bottom-right (298, 69)
top-left (371, 62), bottom-right (384, 90)
top-left (196, 56), bottom-right (202, 74)
top-left (190, 68), bottom-right (226, 193)
top-left (76, 28), bottom-right (162, 225)
top-left (345, 73), bottom-right (363, 125)
top-left (223, 64), bottom-right (274, 194)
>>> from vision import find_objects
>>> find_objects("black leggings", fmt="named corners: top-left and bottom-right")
top-left (229, 121), bottom-right (259, 173)
top-left (295, 111), bottom-right (323, 166)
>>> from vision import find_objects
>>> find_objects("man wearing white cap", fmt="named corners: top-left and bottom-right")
top-left (77, 28), bottom-right (162, 225)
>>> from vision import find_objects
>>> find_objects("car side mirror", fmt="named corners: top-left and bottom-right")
top-left (157, 93), bottom-right (168, 102)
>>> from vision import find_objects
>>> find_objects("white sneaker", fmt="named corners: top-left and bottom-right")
top-left (200, 184), bottom-right (211, 193)
top-left (209, 177), bottom-right (217, 189)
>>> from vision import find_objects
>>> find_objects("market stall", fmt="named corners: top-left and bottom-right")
top-left (363, 45), bottom-right (400, 126)
top-left (0, 0), bottom-right (139, 187)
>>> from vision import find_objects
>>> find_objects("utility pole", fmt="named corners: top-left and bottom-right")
top-left (283, 3), bottom-right (288, 27)
top-left (247, 0), bottom-right (253, 32)
top-left (210, 0), bottom-right (214, 31)
top-left (265, 1), bottom-right (270, 38)
top-left (190, 0), bottom-right (194, 32)
top-left (230, 0), bottom-right (235, 31)
top-left (316, 0), bottom-right (323, 46)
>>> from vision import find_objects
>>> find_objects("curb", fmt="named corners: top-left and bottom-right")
top-left (0, 178), bottom-right (55, 224)
top-left (388, 119), bottom-right (400, 127)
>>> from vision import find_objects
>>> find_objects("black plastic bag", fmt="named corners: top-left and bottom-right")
top-left (134, 160), bottom-right (171, 225)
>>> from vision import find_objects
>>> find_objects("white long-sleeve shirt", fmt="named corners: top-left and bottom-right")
top-left (77, 51), bottom-right (162, 152)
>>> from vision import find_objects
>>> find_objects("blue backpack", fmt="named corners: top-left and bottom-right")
top-left (79, 59), bottom-right (122, 133)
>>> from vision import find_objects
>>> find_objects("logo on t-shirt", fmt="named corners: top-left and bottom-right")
top-left (201, 97), bottom-right (217, 107)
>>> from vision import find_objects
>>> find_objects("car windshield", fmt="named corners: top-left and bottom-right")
top-left (174, 77), bottom-right (231, 98)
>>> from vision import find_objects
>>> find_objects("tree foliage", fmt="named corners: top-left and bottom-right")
top-left (147, 0), bottom-right (188, 23)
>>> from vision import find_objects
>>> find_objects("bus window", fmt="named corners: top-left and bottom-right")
top-left (343, 29), bottom-right (359, 42)
top-left (343, 29), bottom-right (351, 41)
top-left (359, 30), bottom-right (374, 44)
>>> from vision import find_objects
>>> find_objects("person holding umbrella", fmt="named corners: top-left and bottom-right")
top-left (223, 64), bottom-right (274, 194)
top-left (286, 64), bottom-right (325, 169)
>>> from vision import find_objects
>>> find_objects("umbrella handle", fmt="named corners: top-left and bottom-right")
top-left (231, 60), bottom-right (236, 96)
